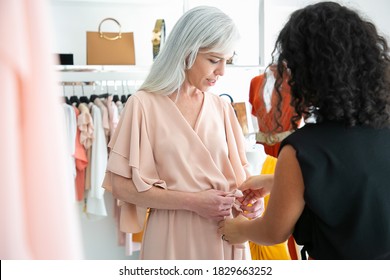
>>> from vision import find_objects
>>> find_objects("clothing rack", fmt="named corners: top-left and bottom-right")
top-left (60, 80), bottom-right (134, 106)
top-left (57, 65), bottom-right (149, 98)
top-left (60, 80), bottom-right (139, 97)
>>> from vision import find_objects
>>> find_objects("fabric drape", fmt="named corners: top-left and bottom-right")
top-left (0, 0), bottom-right (83, 259)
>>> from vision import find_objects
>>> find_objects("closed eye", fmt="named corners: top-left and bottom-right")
top-left (209, 59), bottom-right (219, 64)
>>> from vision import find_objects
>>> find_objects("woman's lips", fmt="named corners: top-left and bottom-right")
top-left (207, 79), bottom-right (217, 86)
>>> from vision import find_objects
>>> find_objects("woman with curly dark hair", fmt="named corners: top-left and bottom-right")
top-left (219, 2), bottom-right (390, 259)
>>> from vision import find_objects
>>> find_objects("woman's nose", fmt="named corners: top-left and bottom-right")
top-left (215, 62), bottom-right (226, 76)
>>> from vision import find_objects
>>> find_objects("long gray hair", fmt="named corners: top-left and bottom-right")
top-left (139, 6), bottom-right (240, 95)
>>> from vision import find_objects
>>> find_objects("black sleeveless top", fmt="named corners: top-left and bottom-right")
top-left (280, 121), bottom-right (390, 259)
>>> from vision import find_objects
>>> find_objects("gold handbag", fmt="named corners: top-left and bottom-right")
top-left (86, 18), bottom-right (135, 65)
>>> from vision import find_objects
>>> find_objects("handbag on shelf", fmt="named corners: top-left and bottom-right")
top-left (86, 18), bottom-right (135, 65)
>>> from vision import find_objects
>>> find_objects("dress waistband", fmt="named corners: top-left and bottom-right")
top-left (255, 130), bottom-right (293, 145)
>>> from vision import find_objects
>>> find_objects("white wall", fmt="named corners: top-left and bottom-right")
top-left (261, 0), bottom-right (390, 66)
top-left (49, 0), bottom-right (183, 66)
top-left (49, 0), bottom-right (260, 66)
top-left (52, 0), bottom-right (390, 103)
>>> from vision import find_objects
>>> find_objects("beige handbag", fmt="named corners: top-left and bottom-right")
top-left (86, 18), bottom-right (135, 65)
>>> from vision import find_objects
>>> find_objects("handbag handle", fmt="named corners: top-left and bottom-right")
top-left (98, 18), bottom-right (122, 40)
top-left (219, 93), bottom-right (234, 103)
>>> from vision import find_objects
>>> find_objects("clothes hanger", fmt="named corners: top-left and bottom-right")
top-left (114, 80), bottom-right (126, 103)
top-left (112, 80), bottom-right (124, 103)
top-left (121, 94), bottom-right (128, 103)
top-left (90, 94), bottom-right (98, 103)
top-left (61, 83), bottom-right (70, 104)
top-left (79, 82), bottom-right (90, 104)
top-left (89, 82), bottom-right (98, 103)
top-left (120, 80), bottom-right (129, 103)
top-left (99, 80), bottom-right (111, 98)
top-left (69, 82), bottom-right (80, 106)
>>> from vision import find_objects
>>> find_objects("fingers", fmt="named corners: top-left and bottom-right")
top-left (240, 192), bottom-right (257, 206)
top-left (240, 202), bottom-right (261, 212)
top-left (241, 209), bottom-right (262, 219)
top-left (240, 199), bottom-right (265, 219)
top-left (222, 196), bottom-right (235, 204)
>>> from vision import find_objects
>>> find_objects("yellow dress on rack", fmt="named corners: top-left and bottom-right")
top-left (249, 155), bottom-right (291, 260)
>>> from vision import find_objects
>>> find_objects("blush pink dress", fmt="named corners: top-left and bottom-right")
top-left (103, 90), bottom-right (251, 259)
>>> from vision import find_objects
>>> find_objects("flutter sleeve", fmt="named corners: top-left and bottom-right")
top-left (102, 94), bottom-right (166, 233)
top-left (223, 100), bottom-right (251, 186)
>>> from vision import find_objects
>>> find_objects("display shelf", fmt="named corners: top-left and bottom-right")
top-left (56, 64), bottom-right (265, 99)
top-left (56, 65), bottom-right (150, 82)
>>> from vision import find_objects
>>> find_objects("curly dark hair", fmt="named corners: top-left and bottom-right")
top-left (271, 1), bottom-right (390, 130)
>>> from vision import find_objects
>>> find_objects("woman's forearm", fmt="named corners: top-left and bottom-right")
top-left (111, 173), bottom-right (193, 210)
top-left (110, 173), bottom-right (236, 221)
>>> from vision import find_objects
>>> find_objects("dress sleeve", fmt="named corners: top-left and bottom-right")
top-left (223, 100), bottom-right (251, 186)
top-left (102, 94), bottom-right (166, 233)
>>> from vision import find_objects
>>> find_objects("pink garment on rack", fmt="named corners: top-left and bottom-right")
top-left (78, 102), bottom-right (95, 150)
top-left (0, 0), bottom-right (83, 259)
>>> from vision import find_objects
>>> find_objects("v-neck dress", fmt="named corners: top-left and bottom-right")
top-left (103, 90), bottom-right (251, 259)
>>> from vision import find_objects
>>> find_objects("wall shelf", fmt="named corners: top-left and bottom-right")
top-left (56, 64), bottom-right (265, 101)
top-left (56, 65), bottom-right (150, 82)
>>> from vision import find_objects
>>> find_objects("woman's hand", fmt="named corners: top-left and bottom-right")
top-left (235, 174), bottom-right (274, 219)
top-left (239, 196), bottom-right (264, 219)
top-left (188, 189), bottom-right (236, 222)
top-left (218, 215), bottom-right (250, 244)
top-left (238, 174), bottom-right (273, 206)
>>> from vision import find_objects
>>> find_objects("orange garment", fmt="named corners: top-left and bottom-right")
top-left (249, 68), bottom-right (297, 156)
top-left (249, 68), bottom-right (299, 260)
top-left (73, 106), bottom-right (88, 201)
top-left (132, 211), bottom-right (149, 243)
top-left (249, 156), bottom-right (291, 260)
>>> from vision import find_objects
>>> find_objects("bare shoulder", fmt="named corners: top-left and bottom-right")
top-left (275, 145), bottom-right (302, 185)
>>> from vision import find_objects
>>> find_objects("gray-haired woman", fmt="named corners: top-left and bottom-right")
top-left (103, 6), bottom-right (263, 260)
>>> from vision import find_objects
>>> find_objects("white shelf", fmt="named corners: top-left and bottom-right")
top-left (56, 64), bottom-right (264, 100)
top-left (56, 65), bottom-right (150, 82)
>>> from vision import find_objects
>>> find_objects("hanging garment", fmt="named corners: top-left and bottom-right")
top-left (94, 98), bottom-right (110, 143)
top-left (78, 102), bottom-right (95, 150)
top-left (62, 103), bottom-right (77, 194)
top-left (249, 68), bottom-right (298, 156)
top-left (73, 106), bottom-right (88, 201)
top-left (85, 104), bottom-right (107, 217)
top-left (249, 156), bottom-right (291, 260)
top-left (110, 100), bottom-right (120, 135)
top-left (249, 67), bottom-right (300, 259)
top-left (116, 100), bottom-right (124, 115)
top-left (103, 91), bottom-right (252, 259)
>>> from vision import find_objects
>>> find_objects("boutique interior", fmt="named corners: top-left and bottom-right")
top-left (1, 0), bottom-right (389, 260)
